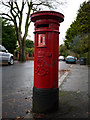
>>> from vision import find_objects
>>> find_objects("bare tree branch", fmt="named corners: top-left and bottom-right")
top-left (9, 1), bottom-right (15, 18)
top-left (14, 1), bottom-right (20, 13)
top-left (28, 20), bottom-right (31, 26)
top-left (1, 0), bottom-right (66, 61)
top-left (2, 17), bottom-right (13, 21)
top-left (26, 0), bottom-right (30, 7)
top-left (23, 1), bottom-right (32, 40)
top-left (18, 1), bottom-right (25, 34)
top-left (1, 13), bottom-right (14, 21)
top-left (8, 1), bottom-right (12, 7)
top-left (20, 1), bottom-right (25, 12)
top-left (12, 7), bottom-right (20, 18)
top-left (32, 2), bottom-right (43, 6)
top-left (2, 1), bottom-right (10, 8)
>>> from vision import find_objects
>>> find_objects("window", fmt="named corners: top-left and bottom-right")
top-left (1, 45), bottom-right (6, 52)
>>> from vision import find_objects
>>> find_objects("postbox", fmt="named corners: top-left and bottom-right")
top-left (31, 11), bottom-right (64, 113)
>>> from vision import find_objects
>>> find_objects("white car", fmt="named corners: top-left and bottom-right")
top-left (59, 56), bottom-right (65, 61)
top-left (0, 45), bottom-right (14, 65)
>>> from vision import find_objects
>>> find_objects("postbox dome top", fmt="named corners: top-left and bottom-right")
top-left (31, 11), bottom-right (64, 23)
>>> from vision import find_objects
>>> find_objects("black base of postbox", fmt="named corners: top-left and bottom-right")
top-left (32, 87), bottom-right (59, 113)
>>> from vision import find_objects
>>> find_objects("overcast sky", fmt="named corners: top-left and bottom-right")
top-left (29, 0), bottom-right (87, 45)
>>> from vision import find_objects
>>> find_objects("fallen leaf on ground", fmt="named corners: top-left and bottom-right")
top-left (4, 112), bottom-right (8, 116)
top-left (13, 112), bottom-right (16, 114)
top-left (86, 112), bottom-right (90, 114)
top-left (30, 92), bottom-right (32, 94)
top-left (77, 89), bottom-right (80, 93)
top-left (34, 113), bottom-right (46, 118)
top-left (22, 116), bottom-right (24, 118)
top-left (16, 116), bottom-right (20, 119)
top-left (13, 99), bottom-right (16, 102)
top-left (25, 110), bottom-right (30, 113)
top-left (5, 95), bottom-right (8, 97)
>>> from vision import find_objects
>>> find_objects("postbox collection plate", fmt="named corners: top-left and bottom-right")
top-left (37, 33), bottom-right (47, 47)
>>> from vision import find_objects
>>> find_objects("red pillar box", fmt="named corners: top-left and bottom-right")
top-left (31, 11), bottom-right (64, 113)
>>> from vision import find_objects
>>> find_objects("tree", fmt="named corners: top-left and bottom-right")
top-left (25, 39), bottom-right (34, 56)
top-left (65, 1), bottom-right (90, 49)
top-left (2, 19), bottom-right (17, 54)
top-left (25, 39), bottom-right (34, 48)
top-left (64, 0), bottom-right (90, 57)
top-left (0, 0), bottom-right (65, 61)
top-left (59, 44), bottom-right (68, 57)
top-left (71, 35), bottom-right (81, 55)
top-left (76, 1), bottom-right (90, 33)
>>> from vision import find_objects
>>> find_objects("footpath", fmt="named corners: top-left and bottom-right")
top-left (24, 64), bottom-right (90, 120)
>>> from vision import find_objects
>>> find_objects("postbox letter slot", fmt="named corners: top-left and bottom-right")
top-left (36, 24), bottom-right (49, 28)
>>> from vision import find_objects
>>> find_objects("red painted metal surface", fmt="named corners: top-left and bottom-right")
top-left (31, 11), bottom-right (64, 88)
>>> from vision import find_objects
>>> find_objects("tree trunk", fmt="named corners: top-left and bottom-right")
top-left (22, 40), bottom-right (25, 61)
top-left (19, 40), bottom-right (25, 62)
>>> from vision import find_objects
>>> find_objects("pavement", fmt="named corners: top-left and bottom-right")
top-left (24, 63), bottom-right (90, 120)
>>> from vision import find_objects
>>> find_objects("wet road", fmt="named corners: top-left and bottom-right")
top-left (2, 61), bottom-right (70, 95)
top-left (2, 61), bottom-right (34, 119)
top-left (2, 61), bottom-right (34, 95)
top-left (1, 60), bottom-right (70, 119)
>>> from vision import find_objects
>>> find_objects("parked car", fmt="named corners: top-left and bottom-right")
top-left (0, 45), bottom-right (14, 65)
top-left (65, 56), bottom-right (76, 64)
top-left (80, 57), bottom-right (87, 65)
top-left (59, 56), bottom-right (65, 61)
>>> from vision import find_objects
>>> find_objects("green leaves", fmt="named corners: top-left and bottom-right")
top-left (64, 1), bottom-right (90, 58)
top-left (2, 19), bottom-right (17, 54)
top-left (25, 39), bottom-right (34, 48)
top-left (25, 39), bottom-right (34, 55)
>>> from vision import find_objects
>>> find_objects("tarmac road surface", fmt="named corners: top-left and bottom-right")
top-left (1, 60), bottom-right (70, 119)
